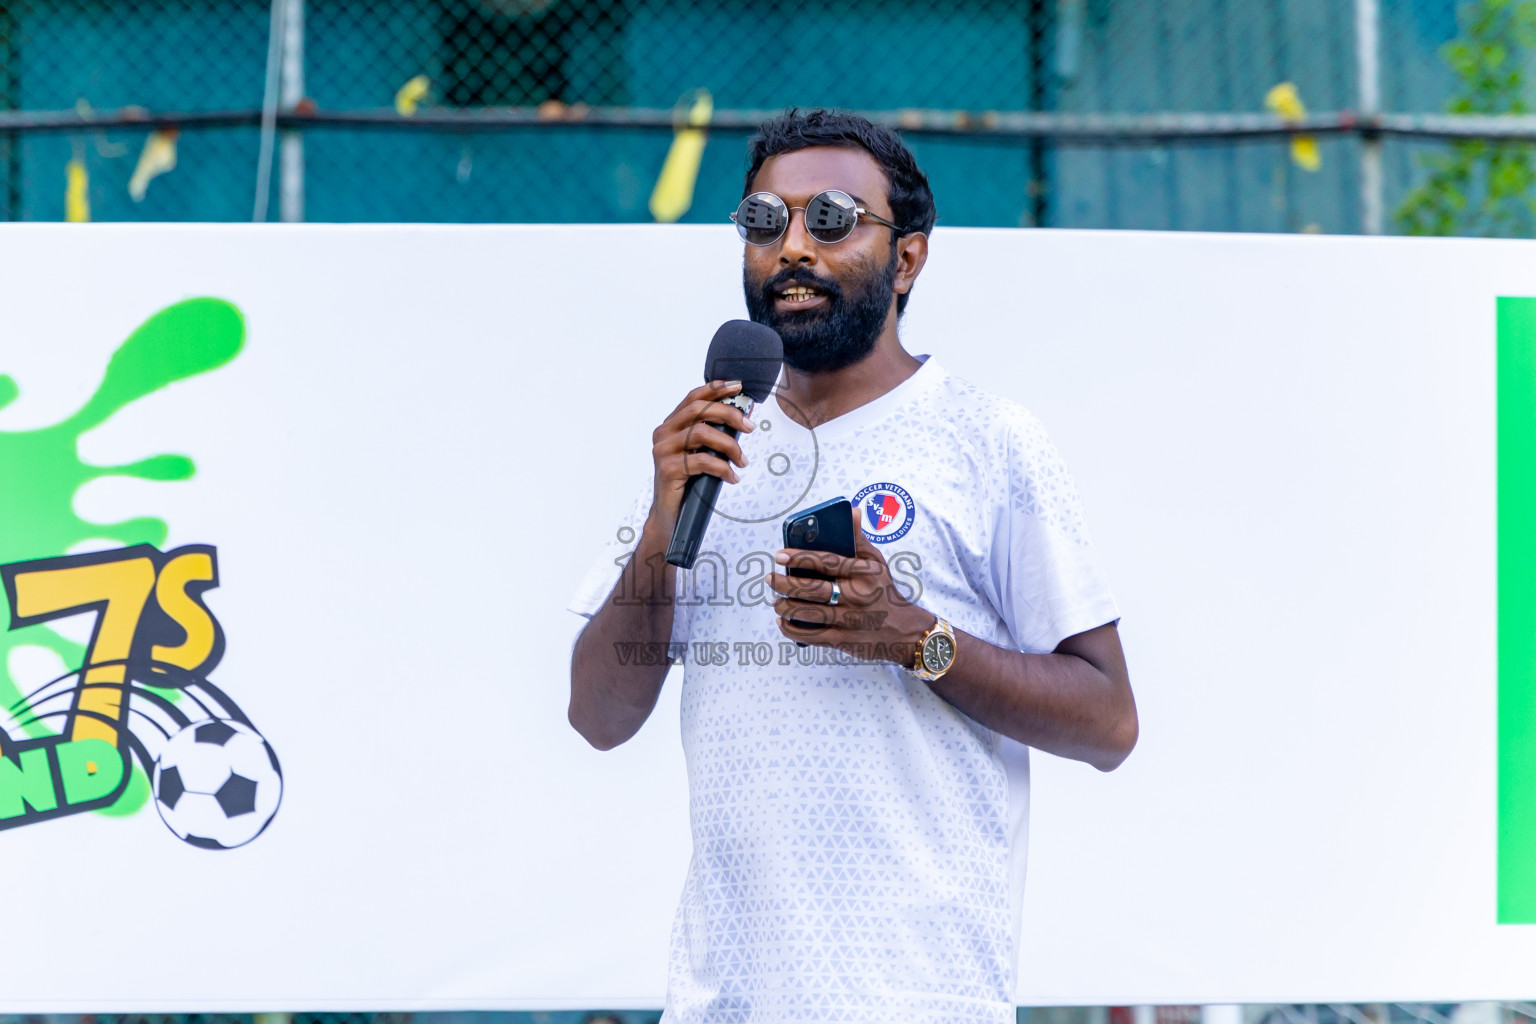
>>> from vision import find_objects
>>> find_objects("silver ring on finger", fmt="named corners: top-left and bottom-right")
top-left (828, 580), bottom-right (841, 606)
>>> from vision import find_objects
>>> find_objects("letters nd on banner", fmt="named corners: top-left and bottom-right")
top-left (2, 225), bottom-right (1536, 1008)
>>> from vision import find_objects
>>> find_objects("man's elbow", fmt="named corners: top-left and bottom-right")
top-left (1091, 703), bottom-right (1139, 772)
top-left (568, 696), bottom-right (626, 751)
top-left (568, 629), bottom-right (621, 750)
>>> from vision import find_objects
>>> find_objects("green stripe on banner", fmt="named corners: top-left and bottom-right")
top-left (1500, 296), bottom-right (1536, 923)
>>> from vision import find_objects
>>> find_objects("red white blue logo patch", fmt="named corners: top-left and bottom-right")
top-left (854, 482), bottom-right (915, 543)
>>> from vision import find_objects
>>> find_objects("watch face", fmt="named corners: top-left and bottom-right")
top-left (923, 634), bottom-right (954, 673)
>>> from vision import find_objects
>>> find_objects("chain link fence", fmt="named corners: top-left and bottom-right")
top-left (0, 0), bottom-right (1532, 233)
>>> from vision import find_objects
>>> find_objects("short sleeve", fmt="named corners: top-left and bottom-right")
top-left (991, 413), bottom-right (1120, 654)
top-left (566, 474), bottom-right (693, 649)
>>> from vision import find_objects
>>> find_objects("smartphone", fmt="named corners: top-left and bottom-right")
top-left (782, 497), bottom-right (857, 582)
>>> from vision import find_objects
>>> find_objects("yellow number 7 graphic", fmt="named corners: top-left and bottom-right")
top-left (0, 544), bottom-right (224, 827)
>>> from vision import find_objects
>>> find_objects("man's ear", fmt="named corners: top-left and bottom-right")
top-left (894, 232), bottom-right (929, 297)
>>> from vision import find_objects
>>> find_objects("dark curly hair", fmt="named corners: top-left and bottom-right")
top-left (743, 108), bottom-right (937, 315)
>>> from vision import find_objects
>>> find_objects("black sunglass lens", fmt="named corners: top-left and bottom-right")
top-left (806, 192), bottom-right (856, 242)
top-left (737, 196), bottom-right (786, 244)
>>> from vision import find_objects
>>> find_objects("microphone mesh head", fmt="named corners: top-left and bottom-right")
top-left (704, 320), bottom-right (783, 403)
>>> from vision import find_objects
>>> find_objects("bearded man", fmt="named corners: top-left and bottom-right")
top-left (567, 108), bottom-right (1137, 1024)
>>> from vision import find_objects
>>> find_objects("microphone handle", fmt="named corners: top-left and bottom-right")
top-left (666, 423), bottom-right (742, 569)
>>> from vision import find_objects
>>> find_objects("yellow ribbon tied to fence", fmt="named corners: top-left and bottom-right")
top-left (64, 157), bottom-right (89, 222)
top-left (1264, 82), bottom-right (1321, 172)
top-left (129, 129), bottom-right (178, 202)
top-left (395, 75), bottom-right (430, 117)
top-left (650, 89), bottom-right (713, 223)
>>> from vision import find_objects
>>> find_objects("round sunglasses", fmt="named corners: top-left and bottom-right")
top-left (732, 190), bottom-right (902, 246)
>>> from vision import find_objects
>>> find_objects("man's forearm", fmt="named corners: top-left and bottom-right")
top-left (568, 518), bottom-right (680, 750)
top-left (925, 623), bottom-right (1137, 771)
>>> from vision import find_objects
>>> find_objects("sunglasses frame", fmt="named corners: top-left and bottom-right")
top-left (732, 189), bottom-right (903, 246)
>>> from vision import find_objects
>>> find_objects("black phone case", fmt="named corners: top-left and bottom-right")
top-left (783, 497), bottom-right (856, 582)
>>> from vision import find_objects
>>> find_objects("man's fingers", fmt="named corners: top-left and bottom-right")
top-left (769, 573), bottom-right (831, 603)
top-left (659, 397), bottom-right (754, 447)
top-left (664, 451), bottom-right (738, 486)
top-left (771, 509), bottom-right (892, 602)
top-left (679, 420), bottom-right (747, 468)
top-left (700, 395), bottom-right (755, 425)
top-left (776, 548), bottom-right (885, 582)
top-left (840, 507), bottom-right (895, 602)
top-left (654, 429), bottom-right (744, 476)
top-left (778, 617), bottom-right (833, 644)
top-left (779, 548), bottom-right (849, 578)
top-left (669, 379), bottom-right (742, 417)
top-left (776, 599), bottom-right (835, 625)
top-left (768, 571), bottom-right (857, 605)
top-left (774, 604), bottom-right (881, 646)
top-left (671, 383), bottom-right (752, 428)
top-left (775, 600), bottom-right (836, 636)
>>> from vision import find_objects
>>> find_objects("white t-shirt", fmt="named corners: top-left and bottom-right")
top-left (568, 355), bottom-right (1119, 1023)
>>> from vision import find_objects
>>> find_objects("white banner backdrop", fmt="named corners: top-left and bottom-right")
top-left (0, 224), bottom-right (1531, 1009)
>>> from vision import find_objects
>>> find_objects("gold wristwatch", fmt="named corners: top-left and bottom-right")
top-left (910, 616), bottom-right (957, 682)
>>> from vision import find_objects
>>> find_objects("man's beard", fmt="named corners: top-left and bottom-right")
top-left (744, 246), bottom-right (898, 374)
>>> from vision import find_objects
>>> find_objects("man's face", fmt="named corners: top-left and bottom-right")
top-left (741, 147), bottom-right (905, 374)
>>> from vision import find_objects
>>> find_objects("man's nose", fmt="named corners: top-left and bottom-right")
top-left (779, 209), bottom-right (818, 266)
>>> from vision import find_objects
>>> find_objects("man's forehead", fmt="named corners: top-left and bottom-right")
top-left (750, 146), bottom-right (891, 211)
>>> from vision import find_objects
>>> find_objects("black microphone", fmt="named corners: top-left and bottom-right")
top-left (666, 320), bottom-right (784, 569)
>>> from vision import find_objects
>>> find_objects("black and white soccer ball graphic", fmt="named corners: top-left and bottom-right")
top-left (152, 719), bottom-right (282, 849)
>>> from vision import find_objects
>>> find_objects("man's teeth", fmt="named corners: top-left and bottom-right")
top-left (780, 286), bottom-right (821, 302)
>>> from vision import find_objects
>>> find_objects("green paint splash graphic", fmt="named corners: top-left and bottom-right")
top-left (0, 297), bottom-right (245, 817)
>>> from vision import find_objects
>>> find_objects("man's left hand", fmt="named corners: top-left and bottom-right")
top-left (769, 506), bottom-right (937, 664)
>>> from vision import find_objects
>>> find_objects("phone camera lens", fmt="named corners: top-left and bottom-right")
top-left (804, 517), bottom-right (819, 543)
